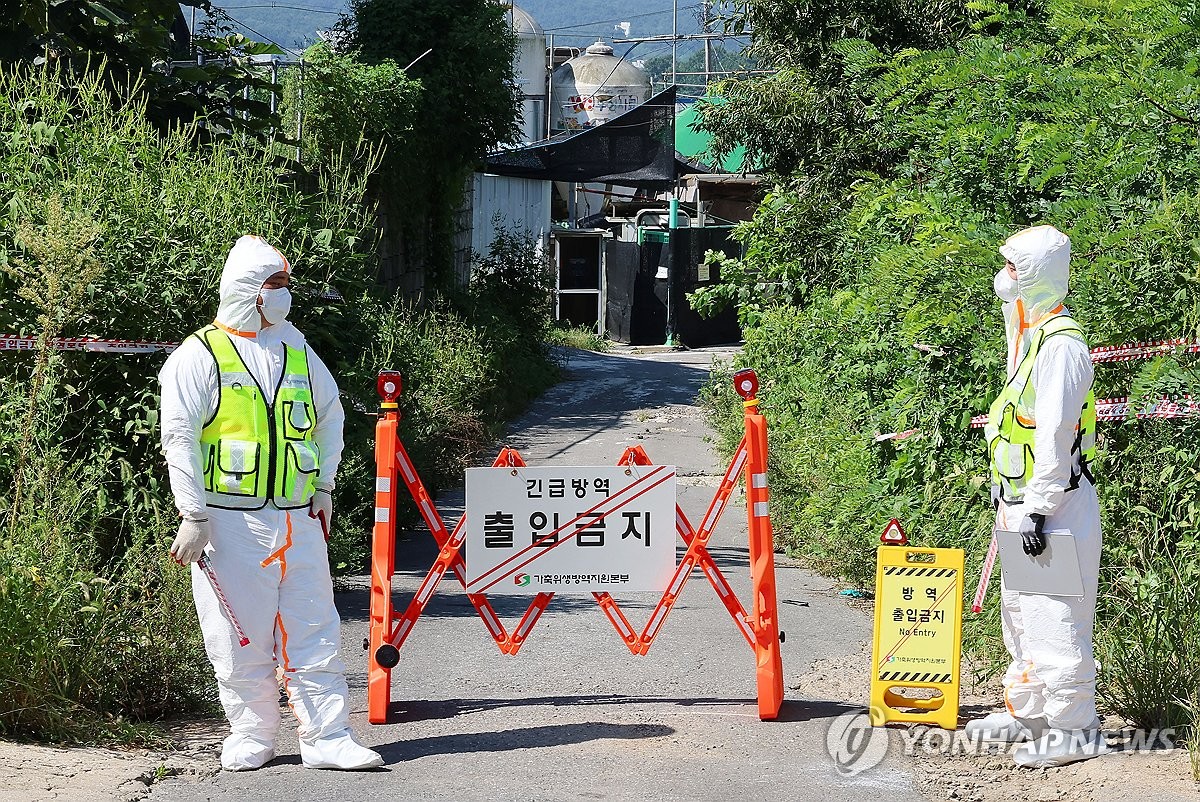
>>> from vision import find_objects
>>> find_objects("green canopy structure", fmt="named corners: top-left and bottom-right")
top-left (675, 97), bottom-right (749, 174)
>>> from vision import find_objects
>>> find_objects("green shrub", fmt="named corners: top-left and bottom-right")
top-left (0, 190), bottom-right (210, 742)
top-left (1096, 532), bottom-right (1200, 730)
top-left (545, 325), bottom-right (610, 353)
top-left (281, 42), bottom-right (418, 173)
top-left (697, 0), bottom-right (1200, 731)
top-left (0, 476), bottom-right (209, 743)
top-left (0, 62), bottom-right (559, 743)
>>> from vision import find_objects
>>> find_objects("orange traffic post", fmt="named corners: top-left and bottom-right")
top-left (367, 372), bottom-right (403, 724)
top-left (734, 368), bottom-right (784, 721)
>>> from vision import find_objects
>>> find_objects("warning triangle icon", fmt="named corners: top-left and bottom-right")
top-left (880, 518), bottom-right (907, 545)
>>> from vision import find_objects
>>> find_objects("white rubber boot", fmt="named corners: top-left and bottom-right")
top-left (964, 711), bottom-right (1049, 743)
top-left (300, 728), bottom-right (384, 770)
top-left (220, 732), bottom-right (276, 771)
top-left (1013, 720), bottom-right (1108, 768)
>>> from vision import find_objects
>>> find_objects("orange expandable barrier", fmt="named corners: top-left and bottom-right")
top-left (366, 368), bottom-right (785, 723)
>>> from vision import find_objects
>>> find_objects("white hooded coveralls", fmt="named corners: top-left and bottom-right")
top-left (994, 226), bottom-right (1101, 732)
top-left (159, 236), bottom-right (352, 757)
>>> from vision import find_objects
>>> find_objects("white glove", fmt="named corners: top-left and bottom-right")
top-left (170, 517), bottom-right (211, 564)
top-left (310, 488), bottom-right (332, 538)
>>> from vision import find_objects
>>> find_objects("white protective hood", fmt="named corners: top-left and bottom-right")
top-left (214, 235), bottom-right (291, 334)
top-left (998, 225), bottom-right (1072, 374)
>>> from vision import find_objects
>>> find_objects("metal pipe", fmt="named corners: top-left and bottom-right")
top-left (269, 62), bottom-right (277, 114)
top-left (703, 0), bottom-right (712, 89)
top-left (671, 0), bottom-right (678, 85)
top-left (403, 48), bottom-right (433, 72)
top-left (664, 194), bottom-right (680, 346)
top-left (295, 58), bottom-right (303, 162)
top-left (546, 33), bottom-right (554, 138)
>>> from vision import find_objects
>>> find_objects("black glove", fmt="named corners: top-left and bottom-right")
top-left (990, 484), bottom-right (1001, 511)
top-left (1019, 513), bottom-right (1047, 556)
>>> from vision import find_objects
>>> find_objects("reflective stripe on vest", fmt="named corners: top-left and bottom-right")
top-left (196, 325), bottom-right (320, 511)
top-left (984, 314), bottom-right (1097, 502)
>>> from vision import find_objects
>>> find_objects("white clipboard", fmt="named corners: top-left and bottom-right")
top-left (995, 529), bottom-right (1085, 597)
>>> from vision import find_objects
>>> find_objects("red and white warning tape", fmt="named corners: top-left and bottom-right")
top-left (5, 333), bottom-right (1195, 362)
top-left (971, 535), bottom-right (999, 613)
top-left (875, 335), bottom-right (1200, 440)
top-left (0, 334), bottom-right (178, 354)
top-left (965, 395), bottom-right (1200, 429)
top-left (1092, 395), bottom-right (1200, 420)
top-left (6, 332), bottom-right (1197, 430)
top-left (1090, 337), bottom-right (1200, 364)
top-left (881, 395), bottom-right (1200, 441)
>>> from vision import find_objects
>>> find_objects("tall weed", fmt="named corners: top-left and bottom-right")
top-left (0, 63), bottom-right (561, 745)
top-left (698, 0), bottom-right (1200, 735)
top-left (0, 193), bottom-right (209, 742)
top-left (1096, 533), bottom-right (1200, 729)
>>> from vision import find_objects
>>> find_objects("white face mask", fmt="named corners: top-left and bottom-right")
top-left (993, 268), bottom-right (1018, 303)
top-left (258, 286), bottom-right (292, 325)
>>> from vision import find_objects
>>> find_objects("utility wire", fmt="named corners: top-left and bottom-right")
top-left (220, 3), bottom-right (342, 13)
top-left (213, 8), bottom-right (306, 57)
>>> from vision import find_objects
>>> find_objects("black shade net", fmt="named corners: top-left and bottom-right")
top-left (483, 87), bottom-right (685, 188)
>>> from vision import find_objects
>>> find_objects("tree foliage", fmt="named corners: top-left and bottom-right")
top-left (697, 0), bottom-right (1200, 728)
top-left (340, 0), bottom-right (520, 287)
top-left (1, 0), bottom-right (286, 138)
top-left (702, 0), bottom-right (976, 173)
top-left (285, 42), bottom-right (419, 174)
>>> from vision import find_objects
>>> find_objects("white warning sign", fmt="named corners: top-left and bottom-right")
top-left (464, 465), bottom-right (677, 594)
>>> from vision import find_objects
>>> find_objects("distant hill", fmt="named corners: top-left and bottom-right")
top-left (191, 1), bottom-right (345, 53)
top-left (194, 1), bottom-right (706, 58)
top-left (522, 1), bottom-right (701, 43)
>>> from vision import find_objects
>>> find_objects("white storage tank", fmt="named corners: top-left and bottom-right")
top-left (506, 3), bottom-right (547, 143)
top-left (550, 40), bottom-right (652, 133)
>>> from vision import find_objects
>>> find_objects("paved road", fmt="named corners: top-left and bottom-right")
top-left (152, 346), bottom-right (922, 802)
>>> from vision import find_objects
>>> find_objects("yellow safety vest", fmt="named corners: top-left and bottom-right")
top-left (985, 314), bottom-right (1097, 503)
top-left (194, 325), bottom-right (321, 510)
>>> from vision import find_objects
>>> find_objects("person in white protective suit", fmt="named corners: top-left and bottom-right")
top-left (966, 225), bottom-right (1108, 768)
top-left (159, 235), bottom-right (383, 772)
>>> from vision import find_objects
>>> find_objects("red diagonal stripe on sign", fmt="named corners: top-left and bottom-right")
top-left (472, 467), bottom-right (677, 594)
top-left (879, 577), bottom-right (958, 674)
top-left (469, 465), bottom-right (674, 589)
top-left (469, 464), bottom-right (672, 589)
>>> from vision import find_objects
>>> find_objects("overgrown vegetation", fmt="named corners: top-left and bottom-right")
top-left (546, 325), bottom-right (611, 353)
top-left (338, 0), bottom-right (520, 288)
top-left (0, 59), bottom-right (554, 742)
top-left (282, 42), bottom-right (418, 176)
top-left (0, 159), bottom-right (211, 742)
top-left (696, 0), bottom-right (1200, 742)
top-left (3, 0), bottom-right (289, 139)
